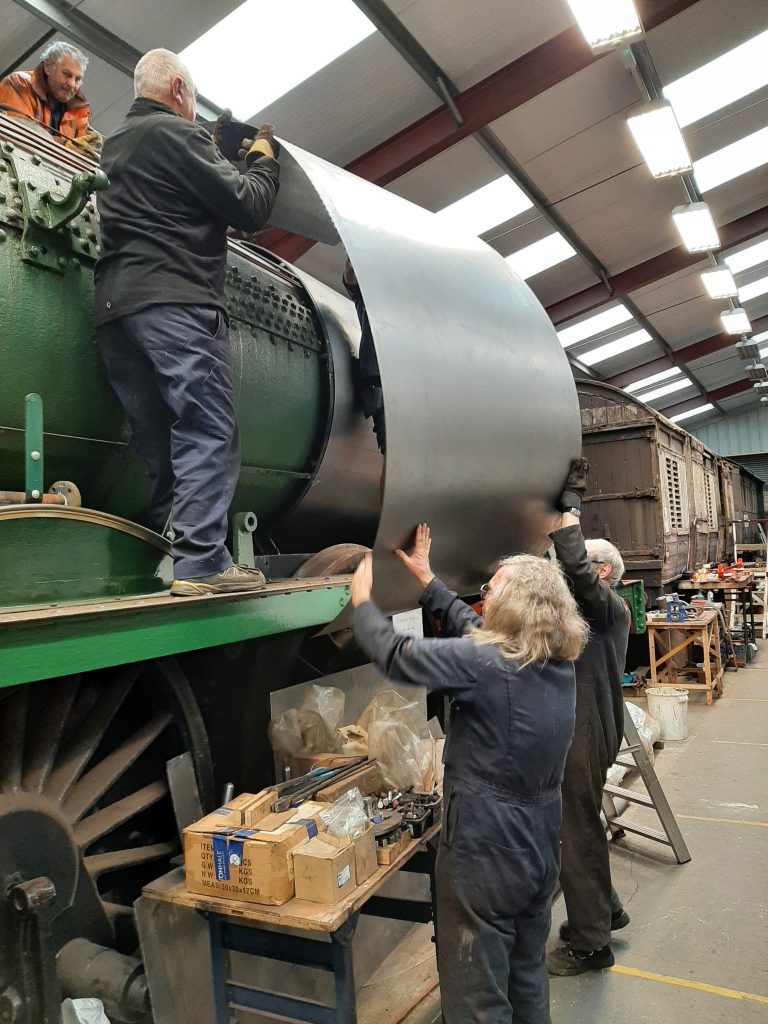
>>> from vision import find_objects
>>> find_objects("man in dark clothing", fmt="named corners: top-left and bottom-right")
top-left (342, 259), bottom-right (386, 455)
top-left (546, 458), bottom-right (631, 975)
top-left (95, 49), bottom-right (280, 595)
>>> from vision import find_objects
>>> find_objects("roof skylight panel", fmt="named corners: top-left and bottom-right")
top-left (635, 376), bottom-right (693, 403)
top-left (726, 239), bottom-right (768, 275)
top-left (556, 305), bottom-right (634, 349)
top-left (664, 28), bottom-right (768, 128)
top-left (625, 366), bottom-right (683, 393)
top-left (504, 233), bottom-right (576, 280)
top-left (579, 328), bottom-right (652, 366)
top-left (436, 176), bottom-right (533, 237)
top-left (669, 404), bottom-right (714, 423)
top-left (694, 126), bottom-right (768, 193)
top-left (180, 0), bottom-right (376, 120)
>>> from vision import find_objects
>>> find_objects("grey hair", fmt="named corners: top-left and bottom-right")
top-left (134, 49), bottom-right (196, 100)
top-left (585, 538), bottom-right (624, 587)
top-left (41, 41), bottom-right (88, 72)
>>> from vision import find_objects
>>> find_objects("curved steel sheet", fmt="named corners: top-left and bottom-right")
top-left (274, 142), bottom-right (582, 611)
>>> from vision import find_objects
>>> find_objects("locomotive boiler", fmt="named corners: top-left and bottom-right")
top-left (0, 112), bottom-right (580, 1023)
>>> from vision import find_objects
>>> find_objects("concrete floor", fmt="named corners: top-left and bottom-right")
top-left (363, 652), bottom-right (768, 1024)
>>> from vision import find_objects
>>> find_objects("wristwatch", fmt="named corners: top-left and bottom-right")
top-left (566, 507), bottom-right (581, 518)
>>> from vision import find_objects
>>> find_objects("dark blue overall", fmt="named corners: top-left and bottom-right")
top-left (352, 579), bottom-right (576, 1023)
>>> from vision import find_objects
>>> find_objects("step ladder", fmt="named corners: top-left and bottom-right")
top-left (602, 704), bottom-right (691, 864)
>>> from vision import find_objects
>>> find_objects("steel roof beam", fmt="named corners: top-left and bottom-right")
top-left (662, 378), bottom-right (753, 419)
top-left (607, 314), bottom-right (768, 389)
top-left (547, 205), bottom-right (768, 326)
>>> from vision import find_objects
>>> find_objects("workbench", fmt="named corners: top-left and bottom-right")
top-left (646, 608), bottom-right (724, 705)
top-left (677, 576), bottom-right (756, 665)
top-left (137, 823), bottom-right (440, 1024)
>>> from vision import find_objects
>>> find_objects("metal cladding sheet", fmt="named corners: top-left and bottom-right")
top-left (273, 142), bottom-right (582, 612)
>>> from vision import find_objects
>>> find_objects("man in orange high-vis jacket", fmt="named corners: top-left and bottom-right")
top-left (0, 40), bottom-right (101, 157)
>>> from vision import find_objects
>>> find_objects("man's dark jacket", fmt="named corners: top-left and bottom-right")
top-left (550, 524), bottom-right (629, 762)
top-left (94, 99), bottom-right (280, 326)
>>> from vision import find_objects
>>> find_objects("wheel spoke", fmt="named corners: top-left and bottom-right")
top-left (74, 779), bottom-right (169, 849)
top-left (23, 676), bottom-right (80, 793)
top-left (84, 842), bottom-right (177, 879)
top-left (62, 712), bottom-right (173, 823)
top-left (0, 688), bottom-right (28, 792)
top-left (45, 666), bottom-right (138, 804)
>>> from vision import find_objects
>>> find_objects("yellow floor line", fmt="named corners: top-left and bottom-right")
top-left (712, 739), bottom-right (768, 746)
top-left (676, 814), bottom-right (768, 828)
top-left (610, 965), bottom-right (768, 1004)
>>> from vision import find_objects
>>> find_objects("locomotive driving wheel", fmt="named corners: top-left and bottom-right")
top-left (0, 658), bottom-right (213, 1024)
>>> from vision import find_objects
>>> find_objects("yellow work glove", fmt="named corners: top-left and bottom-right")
top-left (243, 123), bottom-right (278, 163)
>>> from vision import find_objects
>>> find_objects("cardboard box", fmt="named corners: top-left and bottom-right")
top-left (188, 790), bottom-right (275, 832)
top-left (293, 833), bottom-right (356, 905)
top-left (352, 821), bottom-right (377, 884)
top-left (184, 800), bottom-right (326, 906)
top-left (376, 829), bottom-right (411, 866)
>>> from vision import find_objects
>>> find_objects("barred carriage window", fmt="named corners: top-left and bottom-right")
top-left (705, 474), bottom-right (718, 530)
top-left (664, 454), bottom-right (686, 530)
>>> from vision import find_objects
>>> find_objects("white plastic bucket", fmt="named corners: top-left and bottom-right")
top-left (646, 687), bottom-right (689, 741)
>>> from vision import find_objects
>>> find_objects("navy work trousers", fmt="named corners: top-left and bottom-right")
top-left (437, 780), bottom-right (558, 1023)
top-left (97, 303), bottom-right (239, 580)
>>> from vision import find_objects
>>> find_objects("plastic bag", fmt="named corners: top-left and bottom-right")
top-left (358, 689), bottom-right (431, 791)
top-left (320, 788), bottom-right (368, 839)
top-left (339, 724), bottom-right (368, 757)
top-left (61, 999), bottom-right (111, 1024)
top-left (269, 686), bottom-right (346, 766)
top-left (626, 701), bottom-right (660, 759)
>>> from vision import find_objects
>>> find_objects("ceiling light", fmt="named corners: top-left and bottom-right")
top-left (556, 304), bottom-right (633, 349)
top-left (694, 126), bottom-right (768, 193)
top-left (437, 175), bottom-right (533, 237)
top-left (664, 28), bottom-right (768, 128)
top-left (670, 404), bottom-right (714, 423)
top-left (565, 0), bottom-right (643, 51)
top-left (726, 239), bottom-right (768, 274)
top-left (635, 377), bottom-right (693, 403)
top-left (579, 328), bottom-right (652, 366)
top-left (180, 0), bottom-right (376, 120)
top-left (701, 267), bottom-right (738, 299)
top-left (739, 275), bottom-right (768, 304)
top-left (625, 366), bottom-right (683, 393)
top-left (627, 101), bottom-right (692, 178)
top-left (672, 202), bottom-right (720, 253)
top-left (720, 308), bottom-right (752, 334)
top-left (505, 232), bottom-right (576, 279)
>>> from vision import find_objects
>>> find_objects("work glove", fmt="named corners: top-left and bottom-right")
top-left (557, 456), bottom-right (589, 512)
top-left (210, 108), bottom-right (233, 147)
top-left (241, 124), bottom-right (281, 163)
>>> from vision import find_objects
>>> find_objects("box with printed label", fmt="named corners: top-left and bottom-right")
top-left (183, 801), bottom-right (327, 905)
top-left (293, 833), bottom-right (356, 905)
top-left (189, 790), bottom-right (276, 832)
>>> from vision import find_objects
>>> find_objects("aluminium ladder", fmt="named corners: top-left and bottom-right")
top-left (602, 703), bottom-right (691, 864)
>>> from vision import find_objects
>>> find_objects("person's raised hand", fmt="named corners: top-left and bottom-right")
top-left (395, 523), bottom-right (435, 589)
top-left (351, 552), bottom-right (374, 607)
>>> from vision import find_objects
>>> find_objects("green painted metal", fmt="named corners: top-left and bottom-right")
top-left (617, 579), bottom-right (647, 634)
top-left (0, 584), bottom-right (351, 689)
top-left (24, 392), bottom-right (43, 497)
top-left (231, 511), bottom-right (257, 568)
top-left (0, 142), bottom-right (332, 536)
top-left (0, 508), bottom-right (172, 606)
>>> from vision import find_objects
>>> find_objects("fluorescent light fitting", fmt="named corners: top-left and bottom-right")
top-left (664, 28), bottom-right (768, 128)
top-left (670, 404), bottom-right (714, 423)
top-left (720, 308), bottom-right (752, 334)
top-left (579, 328), bottom-right (652, 366)
top-left (672, 202), bottom-right (720, 253)
top-left (739, 275), bottom-right (768, 304)
top-left (695, 126), bottom-right (768, 193)
top-left (437, 175), bottom-right (532, 237)
top-left (726, 239), bottom-right (768, 275)
top-left (627, 101), bottom-right (692, 178)
top-left (505, 232), bottom-right (576, 280)
top-left (556, 304), bottom-right (633, 349)
top-left (565, 0), bottom-right (643, 51)
top-left (180, 0), bottom-right (375, 120)
top-left (625, 366), bottom-right (683, 393)
top-left (701, 267), bottom-right (738, 299)
top-left (635, 377), bottom-right (693, 403)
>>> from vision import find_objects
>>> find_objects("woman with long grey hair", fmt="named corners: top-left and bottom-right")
top-left (351, 525), bottom-right (587, 1024)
